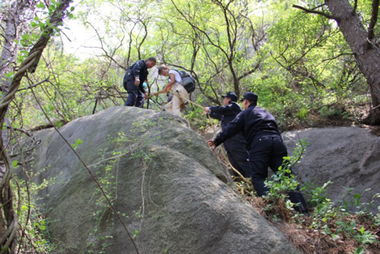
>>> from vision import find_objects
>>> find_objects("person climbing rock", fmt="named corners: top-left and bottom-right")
top-left (208, 92), bottom-right (308, 213)
top-left (204, 92), bottom-right (250, 177)
top-left (150, 65), bottom-right (189, 116)
top-left (123, 57), bottom-right (157, 107)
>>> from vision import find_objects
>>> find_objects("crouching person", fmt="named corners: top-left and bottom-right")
top-left (208, 92), bottom-right (308, 213)
top-left (151, 66), bottom-right (189, 116)
top-left (204, 92), bottom-right (250, 177)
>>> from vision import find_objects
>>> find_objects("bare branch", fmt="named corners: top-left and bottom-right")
top-left (170, 0), bottom-right (230, 59)
top-left (237, 62), bottom-right (261, 81)
top-left (17, 78), bottom-right (48, 92)
top-left (353, 0), bottom-right (358, 14)
top-left (321, 52), bottom-right (354, 62)
top-left (368, 0), bottom-right (379, 40)
top-left (137, 18), bottom-right (149, 59)
top-left (87, 22), bottom-right (127, 70)
top-left (5, 126), bottom-right (31, 137)
top-left (293, 4), bottom-right (336, 20)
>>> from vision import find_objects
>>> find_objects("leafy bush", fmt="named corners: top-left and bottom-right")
top-left (253, 141), bottom-right (380, 252)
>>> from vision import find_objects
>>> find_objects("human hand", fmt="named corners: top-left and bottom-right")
top-left (204, 107), bottom-right (210, 115)
top-left (134, 78), bottom-right (140, 86)
top-left (207, 140), bottom-right (216, 150)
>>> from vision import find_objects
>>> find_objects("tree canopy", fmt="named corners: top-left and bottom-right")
top-left (2, 0), bottom-right (378, 131)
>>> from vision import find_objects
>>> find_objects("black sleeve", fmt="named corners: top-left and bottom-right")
top-left (131, 60), bottom-right (145, 79)
top-left (209, 104), bottom-right (236, 115)
top-left (209, 111), bottom-right (223, 121)
top-left (214, 111), bottom-right (245, 146)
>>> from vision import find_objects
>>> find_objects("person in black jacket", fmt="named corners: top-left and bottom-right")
top-left (204, 92), bottom-right (249, 176)
top-left (208, 92), bottom-right (308, 213)
top-left (123, 57), bottom-right (157, 107)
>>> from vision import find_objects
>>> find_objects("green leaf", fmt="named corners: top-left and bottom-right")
top-left (11, 160), bottom-right (19, 168)
top-left (36, 2), bottom-right (45, 8)
top-left (358, 226), bottom-right (365, 234)
top-left (354, 247), bottom-right (364, 254)
top-left (71, 139), bottom-right (83, 149)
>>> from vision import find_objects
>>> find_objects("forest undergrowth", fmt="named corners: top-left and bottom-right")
top-left (215, 142), bottom-right (380, 254)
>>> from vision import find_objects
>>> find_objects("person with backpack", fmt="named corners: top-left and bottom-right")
top-left (123, 57), bottom-right (157, 107)
top-left (150, 66), bottom-right (195, 116)
top-left (204, 92), bottom-right (250, 177)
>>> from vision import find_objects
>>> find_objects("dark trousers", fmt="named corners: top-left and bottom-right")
top-left (248, 134), bottom-right (308, 213)
top-left (224, 134), bottom-right (250, 177)
top-left (124, 80), bottom-right (144, 107)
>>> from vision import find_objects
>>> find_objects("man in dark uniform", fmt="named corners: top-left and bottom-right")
top-left (123, 57), bottom-right (157, 107)
top-left (204, 92), bottom-right (250, 176)
top-left (208, 92), bottom-right (308, 213)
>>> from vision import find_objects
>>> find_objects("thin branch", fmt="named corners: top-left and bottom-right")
top-left (5, 126), bottom-right (31, 137)
top-left (321, 52), bottom-right (354, 62)
top-left (237, 62), bottom-right (261, 81)
top-left (353, 0), bottom-right (358, 14)
top-left (293, 4), bottom-right (336, 20)
top-left (170, 0), bottom-right (230, 59)
top-left (87, 22), bottom-right (127, 70)
top-left (137, 18), bottom-right (149, 60)
top-left (368, 0), bottom-right (379, 40)
top-left (16, 78), bottom-right (48, 92)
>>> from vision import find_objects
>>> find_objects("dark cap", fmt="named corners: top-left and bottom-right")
top-left (222, 92), bottom-right (238, 102)
top-left (240, 92), bottom-right (258, 104)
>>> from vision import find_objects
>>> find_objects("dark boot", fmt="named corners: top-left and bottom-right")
top-left (288, 191), bottom-right (309, 214)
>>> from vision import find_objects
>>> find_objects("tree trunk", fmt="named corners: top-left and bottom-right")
top-left (0, 1), bottom-right (72, 252)
top-left (0, 2), bottom-right (35, 252)
top-left (325, 0), bottom-right (380, 125)
top-left (0, 9), bottom-right (18, 89)
top-left (0, 1), bottom-right (36, 91)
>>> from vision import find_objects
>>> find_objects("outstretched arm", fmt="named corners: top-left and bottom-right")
top-left (151, 73), bottom-right (176, 96)
top-left (209, 104), bottom-right (235, 115)
top-left (204, 104), bottom-right (238, 120)
top-left (211, 111), bottom-right (245, 147)
top-left (208, 110), bottom-right (223, 120)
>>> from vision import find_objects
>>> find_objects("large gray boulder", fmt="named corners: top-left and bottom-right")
top-left (283, 127), bottom-right (380, 210)
top-left (23, 107), bottom-right (298, 254)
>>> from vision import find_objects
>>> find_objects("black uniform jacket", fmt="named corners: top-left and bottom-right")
top-left (214, 105), bottom-right (280, 147)
top-left (124, 60), bottom-right (149, 93)
top-left (209, 102), bottom-right (241, 129)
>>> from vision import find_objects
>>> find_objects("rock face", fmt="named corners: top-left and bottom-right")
top-left (283, 127), bottom-right (380, 210)
top-left (23, 107), bottom-right (298, 254)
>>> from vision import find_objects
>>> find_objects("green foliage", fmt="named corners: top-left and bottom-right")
top-left (11, 160), bottom-right (19, 168)
top-left (12, 178), bottom-right (57, 252)
top-left (265, 140), bottom-right (307, 195)
top-left (71, 138), bottom-right (83, 149)
top-left (6, 0), bottom-right (373, 130)
top-left (3, 0), bottom-right (380, 251)
top-left (255, 139), bottom-right (380, 251)
top-left (263, 140), bottom-right (306, 218)
top-left (311, 187), bottom-right (380, 250)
